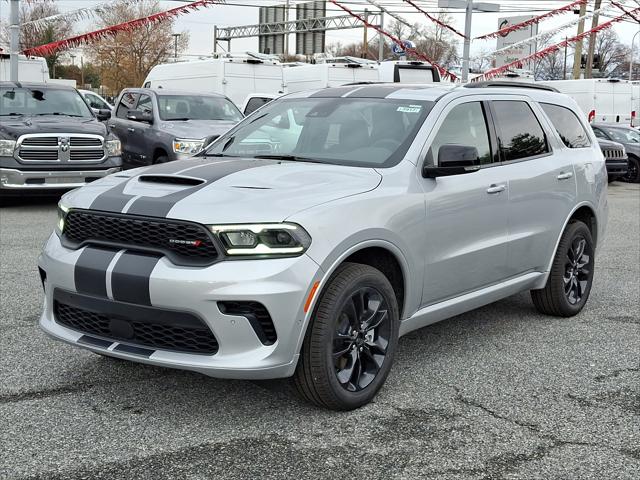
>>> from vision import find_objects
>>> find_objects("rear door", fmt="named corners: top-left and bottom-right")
top-left (420, 98), bottom-right (509, 305)
top-left (110, 91), bottom-right (138, 163)
top-left (490, 98), bottom-right (578, 276)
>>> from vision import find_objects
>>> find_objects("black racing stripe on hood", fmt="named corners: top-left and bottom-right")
top-left (124, 159), bottom-right (275, 218)
top-left (110, 251), bottom-right (161, 306)
top-left (89, 181), bottom-right (136, 213)
top-left (74, 247), bottom-right (119, 298)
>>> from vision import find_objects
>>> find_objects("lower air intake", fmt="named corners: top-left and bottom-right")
top-left (218, 301), bottom-right (277, 345)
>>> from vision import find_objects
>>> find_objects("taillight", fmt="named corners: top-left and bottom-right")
top-left (632, 110), bottom-right (636, 126)
top-left (588, 110), bottom-right (596, 122)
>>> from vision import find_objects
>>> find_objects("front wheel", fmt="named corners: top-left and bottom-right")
top-left (623, 157), bottom-right (640, 183)
top-left (531, 221), bottom-right (594, 317)
top-left (294, 263), bottom-right (399, 410)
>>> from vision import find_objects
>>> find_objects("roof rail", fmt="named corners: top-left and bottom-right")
top-left (464, 81), bottom-right (559, 92)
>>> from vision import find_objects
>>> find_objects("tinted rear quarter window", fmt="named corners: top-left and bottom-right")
top-left (541, 103), bottom-right (591, 148)
top-left (245, 97), bottom-right (272, 115)
top-left (492, 100), bottom-right (548, 161)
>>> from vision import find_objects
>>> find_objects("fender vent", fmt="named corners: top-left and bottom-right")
top-left (218, 301), bottom-right (277, 345)
top-left (138, 175), bottom-right (204, 186)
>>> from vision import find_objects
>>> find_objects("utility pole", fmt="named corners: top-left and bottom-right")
top-left (363, 9), bottom-right (368, 59)
top-left (572, 0), bottom-right (588, 79)
top-left (284, 0), bottom-right (290, 56)
top-left (585, 0), bottom-right (602, 79)
top-left (563, 37), bottom-right (568, 80)
top-left (439, 0), bottom-right (500, 83)
top-left (378, 10), bottom-right (384, 61)
top-left (80, 56), bottom-right (84, 87)
top-left (9, 0), bottom-right (20, 82)
top-left (172, 33), bottom-right (181, 60)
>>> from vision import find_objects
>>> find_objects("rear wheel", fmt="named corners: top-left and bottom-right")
top-left (531, 221), bottom-right (594, 317)
top-left (623, 157), bottom-right (640, 183)
top-left (294, 263), bottom-right (399, 410)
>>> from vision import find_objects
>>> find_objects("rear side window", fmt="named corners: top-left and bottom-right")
top-left (116, 92), bottom-right (138, 119)
top-left (492, 101), bottom-right (548, 161)
top-left (245, 97), bottom-right (272, 115)
top-left (541, 103), bottom-right (591, 148)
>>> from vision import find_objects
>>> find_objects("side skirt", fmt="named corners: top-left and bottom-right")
top-left (399, 272), bottom-right (544, 337)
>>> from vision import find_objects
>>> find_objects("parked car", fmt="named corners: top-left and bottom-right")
top-left (595, 138), bottom-right (628, 182)
top-left (109, 88), bottom-right (243, 167)
top-left (0, 81), bottom-right (121, 193)
top-left (592, 123), bottom-right (640, 183)
top-left (40, 82), bottom-right (607, 410)
top-left (79, 89), bottom-right (114, 115)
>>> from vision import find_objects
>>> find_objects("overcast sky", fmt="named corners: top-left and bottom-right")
top-left (1, 0), bottom-right (638, 61)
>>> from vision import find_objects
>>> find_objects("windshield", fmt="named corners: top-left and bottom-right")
top-left (603, 127), bottom-right (640, 144)
top-left (0, 86), bottom-right (93, 117)
top-left (157, 95), bottom-right (243, 122)
top-left (205, 97), bottom-right (433, 167)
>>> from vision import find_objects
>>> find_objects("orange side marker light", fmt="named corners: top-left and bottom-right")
top-left (304, 281), bottom-right (320, 313)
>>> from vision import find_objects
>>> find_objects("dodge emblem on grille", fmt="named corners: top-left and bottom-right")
top-left (169, 239), bottom-right (203, 247)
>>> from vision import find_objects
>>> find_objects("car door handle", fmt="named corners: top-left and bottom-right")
top-left (486, 184), bottom-right (506, 194)
top-left (127, 127), bottom-right (135, 133)
top-left (557, 171), bottom-right (573, 180)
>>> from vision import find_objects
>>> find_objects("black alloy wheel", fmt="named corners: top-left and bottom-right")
top-left (333, 287), bottom-right (391, 392)
top-left (624, 157), bottom-right (640, 183)
top-left (531, 221), bottom-right (595, 317)
top-left (563, 235), bottom-right (592, 305)
top-left (294, 263), bottom-right (399, 410)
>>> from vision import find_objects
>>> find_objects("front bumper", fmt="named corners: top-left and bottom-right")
top-left (38, 233), bottom-right (323, 379)
top-left (605, 159), bottom-right (628, 177)
top-left (0, 167), bottom-right (121, 190)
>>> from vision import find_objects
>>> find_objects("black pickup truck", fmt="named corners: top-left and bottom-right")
top-left (0, 82), bottom-right (122, 194)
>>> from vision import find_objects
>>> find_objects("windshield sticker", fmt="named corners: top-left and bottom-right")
top-left (397, 105), bottom-right (422, 113)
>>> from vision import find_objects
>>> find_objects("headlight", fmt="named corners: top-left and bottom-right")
top-left (209, 223), bottom-right (311, 257)
top-left (55, 202), bottom-right (71, 236)
top-left (0, 139), bottom-right (16, 157)
top-left (173, 138), bottom-right (206, 155)
top-left (105, 139), bottom-right (121, 156)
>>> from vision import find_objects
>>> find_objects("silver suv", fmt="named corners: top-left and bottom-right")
top-left (39, 82), bottom-right (608, 410)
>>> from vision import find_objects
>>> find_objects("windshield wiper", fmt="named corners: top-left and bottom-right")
top-left (253, 154), bottom-right (328, 164)
top-left (0, 112), bottom-right (22, 116)
top-left (166, 117), bottom-right (190, 121)
top-left (33, 113), bottom-right (84, 117)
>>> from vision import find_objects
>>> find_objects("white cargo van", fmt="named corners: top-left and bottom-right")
top-left (282, 62), bottom-right (379, 94)
top-left (142, 56), bottom-right (284, 107)
top-left (377, 61), bottom-right (441, 83)
top-left (0, 54), bottom-right (49, 82)
top-left (539, 79), bottom-right (638, 126)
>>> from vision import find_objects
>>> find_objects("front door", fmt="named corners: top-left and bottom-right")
top-left (110, 92), bottom-right (138, 164)
top-left (419, 99), bottom-right (510, 306)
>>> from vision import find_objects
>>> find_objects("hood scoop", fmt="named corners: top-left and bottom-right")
top-left (138, 175), bottom-right (205, 186)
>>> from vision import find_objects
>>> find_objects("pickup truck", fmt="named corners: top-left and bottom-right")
top-left (0, 81), bottom-right (122, 193)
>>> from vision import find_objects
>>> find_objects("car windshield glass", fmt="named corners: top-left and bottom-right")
top-left (603, 127), bottom-right (640, 144)
top-left (205, 97), bottom-right (433, 167)
top-left (0, 86), bottom-right (93, 117)
top-left (157, 95), bottom-right (243, 122)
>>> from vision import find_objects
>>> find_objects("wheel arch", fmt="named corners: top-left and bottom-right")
top-left (152, 147), bottom-right (168, 162)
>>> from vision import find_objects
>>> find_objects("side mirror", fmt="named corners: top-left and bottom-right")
top-left (96, 109), bottom-right (111, 121)
top-left (127, 109), bottom-right (153, 123)
top-left (422, 144), bottom-right (481, 178)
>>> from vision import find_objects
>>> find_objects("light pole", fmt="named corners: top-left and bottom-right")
top-left (9, 0), bottom-right (20, 82)
top-left (438, 0), bottom-right (500, 83)
top-left (70, 54), bottom-right (76, 66)
top-left (630, 30), bottom-right (640, 82)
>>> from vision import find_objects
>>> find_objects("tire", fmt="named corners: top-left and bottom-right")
top-left (154, 155), bottom-right (169, 164)
top-left (293, 262), bottom-right (399, 410)
top-left (531, 221), bottom-right (595, 317)
top-left (623, 156), bottom-right (640, 183)
top-left (607, 176), bottom-right (618, 183)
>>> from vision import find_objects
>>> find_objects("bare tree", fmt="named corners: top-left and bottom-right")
top-left (412, 13), bottom-right (459, 66)
top-left (470, 48), bottom-right (493, 73)
top-left (86, 0), bottom-right (188, 92)
top-left (1, 0), bottom-right (73, 71)
top-left (586, 29), bottom-right (631, 74)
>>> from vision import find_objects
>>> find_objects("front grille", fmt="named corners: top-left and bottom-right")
top-left (54, 297), bottom-right (219, 355)
top-left (62, 210), bottom-right (219, 266)
top-left (17, 134), bottom-right (105, 163)
top-left (70, 149), bottom-right (104, 161)
top-left (602, 149), bottom-right (625, 160)
top-left (218, 301), bottom-right (277, 345)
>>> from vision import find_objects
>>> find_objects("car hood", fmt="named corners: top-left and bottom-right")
top-left (620, 142), bottom-right (640, 156)
top-left (63, 157), bottom-right (382, 223)
top-left (158, 120), bottom-right (237, 141)
top-left (0, 115), bottom-right (108, 140)
top-left (597, 138), bottom-right (624, 149)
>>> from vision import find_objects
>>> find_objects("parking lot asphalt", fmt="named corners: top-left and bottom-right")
top-left (0, 182), bottom-right (638, 480)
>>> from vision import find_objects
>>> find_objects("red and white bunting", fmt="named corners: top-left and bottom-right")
top-left (402, 0), bottom-right (467, 39)
top-left (475, 0), bottom-right (586, 40)
top-left (22, 0), bottom-right (225, 58)
top-left (329, 0), bottom-right (458, 82)
top-left (474, 5), bottom-right (640, 81)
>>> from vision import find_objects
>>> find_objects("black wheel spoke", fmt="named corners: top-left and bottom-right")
top-left (365, 309), bottom-right (388, 332)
